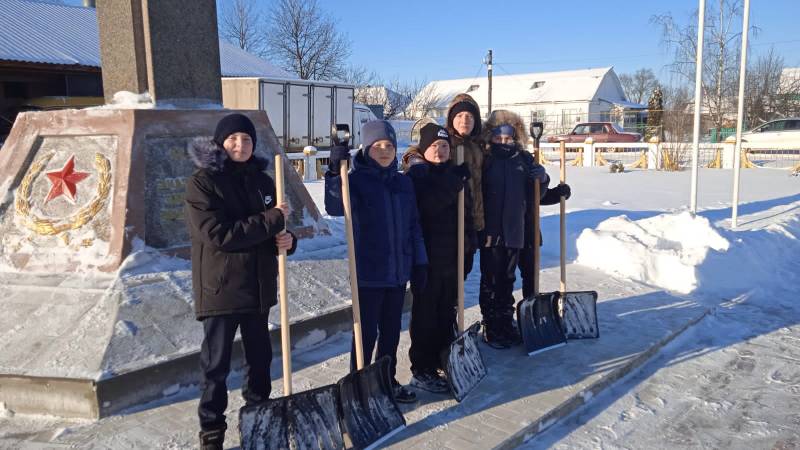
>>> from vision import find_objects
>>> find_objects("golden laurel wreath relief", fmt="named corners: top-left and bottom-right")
top-left (14, 152), bottom-right (112, 237)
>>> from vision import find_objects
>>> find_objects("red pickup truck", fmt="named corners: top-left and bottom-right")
top-left (546, 122), bottom-right (642, 143)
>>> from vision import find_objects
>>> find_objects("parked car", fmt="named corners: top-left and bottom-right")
top-left (546, 122), bottom-right (642, 143)
top-left (740, 118), bottom-right (800, 148)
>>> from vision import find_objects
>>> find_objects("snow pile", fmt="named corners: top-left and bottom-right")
top-left (576, 211), bottom-right (730, 294)
top-left (88, 91), bottom-right (222, 110)
top-left (105, 91), bottom-right (156, 109)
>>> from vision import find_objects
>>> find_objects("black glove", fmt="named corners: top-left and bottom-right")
top-left (452, 162), bottom-right (471, 181)
top-left (556, 183), bottom-right (572, 200)
top-left (410, 264), bottom-right (428, 291)
top-left (328, 145), bottom-right (351, 175)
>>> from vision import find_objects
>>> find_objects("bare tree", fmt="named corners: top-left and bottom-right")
top-left (342, 65), bottom-right (380, 88)
top-left (619, 68), bottom-right (660, 104)
top-left (405, 80), bottom-right (444, 119)
top-left (745, 48), bottom-right (800, 126)
top-left (219, 0), bottom-right (267, 56)
top-left (651, 0), bottom-right (758, 131)
top-left (265, 0), bottom-right (351, 81)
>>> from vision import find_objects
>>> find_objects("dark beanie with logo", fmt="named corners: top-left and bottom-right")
top-left (213, 113), bottom-right (257, 147)
top-left (418, 123), bottom-right (450, 152)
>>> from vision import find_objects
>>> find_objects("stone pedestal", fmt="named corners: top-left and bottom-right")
top-left (0, 108), bottom-right (325, 272)
top-left (0, 108), bottom-right (337, 419)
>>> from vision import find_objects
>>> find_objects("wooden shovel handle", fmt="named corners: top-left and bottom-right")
top-left (533, 149), bottom-right (541, 296)
top-left (275, 155), bottom-right (291, 396)
top-left (341, 160), bottom-right (366, 370)
top-left (559, 140), bottom-right (567, 294)
top-left (456, 145), bottom-right (465, 334)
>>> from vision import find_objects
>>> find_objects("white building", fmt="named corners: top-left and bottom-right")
top-left (407, 67), bottom-right (645, 135)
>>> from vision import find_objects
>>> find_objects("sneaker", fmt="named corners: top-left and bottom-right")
top-left (483, 321), bottom-right (511, 349)
top-left (410, 371), bottom-right (449, 393)
top-left (391, 380), bottom-right (417, 403)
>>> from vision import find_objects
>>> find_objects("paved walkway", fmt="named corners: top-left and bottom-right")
top-left (0, 265), bottom-right (708, 449)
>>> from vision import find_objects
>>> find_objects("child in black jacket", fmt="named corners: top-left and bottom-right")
top-left (479, 110), bottom-right (549, 349)
top-left (404, 123), bottom-right (474, 393)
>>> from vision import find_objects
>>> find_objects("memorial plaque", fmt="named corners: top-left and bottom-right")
top-left (143, 137), bottom-right (199, 248)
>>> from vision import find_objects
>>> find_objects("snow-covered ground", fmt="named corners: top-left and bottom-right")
top-left (1, 165), bottom-right (798, 448)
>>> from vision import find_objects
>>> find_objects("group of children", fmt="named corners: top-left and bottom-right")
top-left (187, 100), bottom-right (572, 447)
top-left (325, 94), bottom-right (572, 401)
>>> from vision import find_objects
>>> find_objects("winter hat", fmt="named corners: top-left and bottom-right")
top-left (361, 120), bottom-right (397, 150)
top-left (491, 124), bottom-right (516, 138)
top-left (447, 100), bottom-right (481, 135)
top-left (418, 123), bottom-right (450, 152)
top-left (213, 113), bottom-right (257, 147)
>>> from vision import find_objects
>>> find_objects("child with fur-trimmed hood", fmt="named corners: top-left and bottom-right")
top-left (479, 110), bottom-right (565, 349)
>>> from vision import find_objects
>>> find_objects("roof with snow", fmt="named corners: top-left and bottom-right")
top-left (0, 0), bottom-right (291, 78)
top-left (414, 67), bottom-right (632, 111)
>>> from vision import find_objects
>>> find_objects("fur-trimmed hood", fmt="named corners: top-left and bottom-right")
top-left (483, 109), bottom-right (529, 147)
top-left (446, 93), bottom-right (482, 138)
top-left (187, 138), bottom-right (269, 173)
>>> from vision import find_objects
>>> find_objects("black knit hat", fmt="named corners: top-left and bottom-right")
top-left (418, 123), bottom-right (450, 153)
top-left (447, 100), bottom-right (482, 137)
top-left (213, 113), bottom-right (257, 147)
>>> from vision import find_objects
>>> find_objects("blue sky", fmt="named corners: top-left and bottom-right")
top-left (65, 0), bottom-right (800, 83)
top-left (331, 0), bottom-right (799, 84)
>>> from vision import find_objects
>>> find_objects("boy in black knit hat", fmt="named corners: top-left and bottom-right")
top-left (185, 113), bottom-right (296, 450)
top-left (405, 123), bottom-right (473, 393)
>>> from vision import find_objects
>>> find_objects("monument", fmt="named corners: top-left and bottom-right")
top-left (0, 0), bottom-right (347, 419)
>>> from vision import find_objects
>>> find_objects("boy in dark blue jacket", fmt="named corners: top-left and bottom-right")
top-left (480, 110), bottom-right (550, 349)
top-left (324, 120), bottom-right (428, 403)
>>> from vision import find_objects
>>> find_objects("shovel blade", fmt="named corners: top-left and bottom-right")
top-left (561, 291), bottom-right (599, 339)
top-left (239, 385), bottom-right (344, 450)
top-left (441, 322), bottom-right (487, 402)
top-left (517, 292), bottom-right (567, 356)
top-left (337, 356), bottom-right (405, 449)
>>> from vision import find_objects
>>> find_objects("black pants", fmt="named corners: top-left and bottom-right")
top-left (518, 245), bottom-right (536, 299)
top-left (350, 286), bottom-right (406, 380)
top-left (409, 268), bottom-right (458, 375)
top-left (479, 246), bottom-right (520, 321)
top-left (198, 314), bottom-right (272, 432)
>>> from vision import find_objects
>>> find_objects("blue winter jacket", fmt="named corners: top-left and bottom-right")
top-left (325, 148), bottom-right (428, 288)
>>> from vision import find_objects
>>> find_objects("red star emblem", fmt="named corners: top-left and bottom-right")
top-left (44, 155), bottom-right (90, 204)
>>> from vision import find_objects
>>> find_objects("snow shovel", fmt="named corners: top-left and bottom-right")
top-left (239, 154), bottom-right (345, 450)
top-left (439, 144), bottom-right (486, 402)
top-left (516, 137), bottom-right (567, 356)
top-left (336, 158), bottom-right (406, 449)
top-left (556, 141), bottom-right (599, 339)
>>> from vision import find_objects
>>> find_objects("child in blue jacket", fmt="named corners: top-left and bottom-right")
top-left (324, 120), bottom-right (428, 403)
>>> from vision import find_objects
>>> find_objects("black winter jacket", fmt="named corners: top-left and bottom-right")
top-left (185, 141), bottom-right (297, 320)
top-left (405, 161), bottom-right (475, 272)
top-left (482, 144), bottom-right (548, 249)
